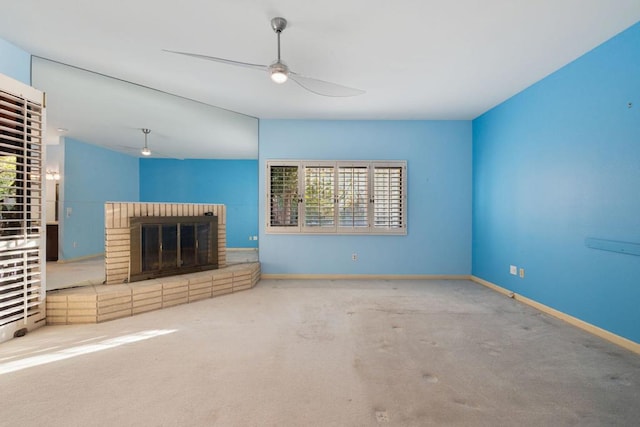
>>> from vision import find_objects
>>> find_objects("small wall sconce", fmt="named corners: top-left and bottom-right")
top-left (46, 170), bottom-right (61, 181)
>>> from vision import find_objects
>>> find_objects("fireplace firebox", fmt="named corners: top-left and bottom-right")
top-left (129, 216), bottom-right (218, 282)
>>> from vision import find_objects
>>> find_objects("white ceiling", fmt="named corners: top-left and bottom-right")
top-left (1, 1), bottom-right (639, 158)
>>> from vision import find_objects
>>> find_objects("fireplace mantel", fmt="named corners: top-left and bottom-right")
top-left (105, 202), bottom-right (226, 285)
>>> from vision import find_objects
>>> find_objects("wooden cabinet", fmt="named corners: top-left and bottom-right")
top-left (46, 223), bottom-right (58, 261)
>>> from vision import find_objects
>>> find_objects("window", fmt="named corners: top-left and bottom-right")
top-left (339, 166), bottom-right (368, 228)
top-left (374, 166), bottom-right (404, 228)
top-left (0, 76), bottom-right (45, 339)
top-left (304, 165), bottom-right (335, 230)
top-left (266, 160), bottom-right (406, 234)
top-left (269, 165), bottom-right (299, 227)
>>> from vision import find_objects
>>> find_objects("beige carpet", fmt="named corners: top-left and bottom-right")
top-left (1, 279), bottom-right (639, 426)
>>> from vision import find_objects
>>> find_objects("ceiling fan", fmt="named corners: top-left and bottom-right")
top-left (140, 128), bottom-right (152, 156)
top-left (164, 17), bottom-right (365, 97)
top-left (118, 128), bottom-right (178, 158)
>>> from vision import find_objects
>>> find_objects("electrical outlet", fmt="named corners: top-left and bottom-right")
top-left (510, 265), bottom-right (517, 275)
top-left (253, 235), bottom-right (258, 241)
top-left (352, 253), bottom-right (358, 261)
top-left (73, 241), bottom-right (78, 248)
top-left (519, 268), bottom-right (525, 278)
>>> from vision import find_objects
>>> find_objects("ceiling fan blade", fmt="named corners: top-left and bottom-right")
top-left (163, 49), bottom-right (268, 72)
top-left (289, 73), bottom-right (365, 97)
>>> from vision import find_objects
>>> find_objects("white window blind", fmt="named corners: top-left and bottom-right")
top-left (0, 75), bottom-right (45, 339)
top-left (266, 160), bottom-right (406, 235)
top-left (374, 165), bottom-right (405, 229)
top-left (338, 166), bottom-right (368, 229)
top-left (304, 166), bottom-right (335, 229)
top-left (268, 164), bottom-right (299, 227)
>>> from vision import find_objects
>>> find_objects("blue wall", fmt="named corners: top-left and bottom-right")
top-left (473, 22), bottom-right (640, 343)
top-left (259, 120), bottom-right (472, 275)
top-left (139, 159), bottom-right (258, 248)
top-left (62, 138), bottom-right (139, 260)
top-left (0, 38), bottom-right (30, 85)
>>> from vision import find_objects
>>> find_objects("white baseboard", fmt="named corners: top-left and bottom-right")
top-left (260, 274), bottom-right (471, 280)
top-left (471, 276), bottom-right (640, 355)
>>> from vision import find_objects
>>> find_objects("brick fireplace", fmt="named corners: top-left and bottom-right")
top-left (104, 202), bottom-right (226, 285)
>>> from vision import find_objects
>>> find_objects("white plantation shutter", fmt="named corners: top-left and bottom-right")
top-left (373, 165), bottom-right (406, 229)
top-left (0, 74), bottom-right (46, 342)
top-left (303, 165), bottom-right (335, 230)
top-left (268, 164), bottom-right (299, 229)
top-left (338, 166), bottom-right (369, 229)
top-left (266, 160), bottom-right (406, 235)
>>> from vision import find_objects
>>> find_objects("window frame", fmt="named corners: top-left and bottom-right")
top-left (266, 160), bottom-right (407, 235)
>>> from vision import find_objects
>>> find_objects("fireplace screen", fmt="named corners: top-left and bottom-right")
top-left (130, 216), bottom-right (218, 282)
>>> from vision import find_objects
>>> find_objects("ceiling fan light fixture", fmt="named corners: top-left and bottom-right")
top-left (141, 146), bottom-right (151, 156)
top-left (269, 61), bottom-right (289, 84)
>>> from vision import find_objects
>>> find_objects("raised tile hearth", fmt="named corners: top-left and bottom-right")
top-left (46, 263), bottom-right (260, 325)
